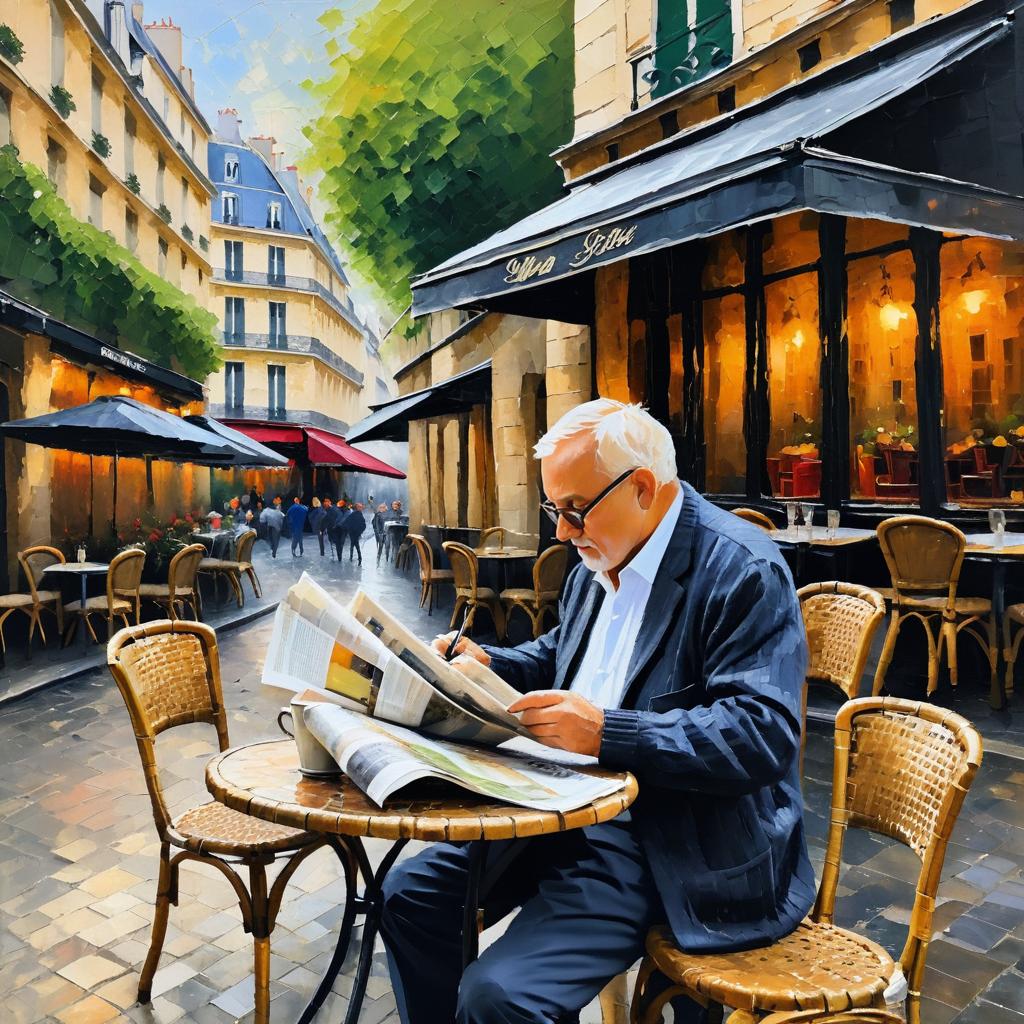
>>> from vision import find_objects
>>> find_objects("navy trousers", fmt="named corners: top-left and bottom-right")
top-left (379, 818), bottom-right (706, 1024)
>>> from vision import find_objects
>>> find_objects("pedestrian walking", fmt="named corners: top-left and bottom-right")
top-left (321, 498), bottom-right (339, 560)
top-left (343, 503), bottom-right (367, 564)
top-left (287, 496), bottom-right (309, 557)
top-left (259, 502), bottom-right (285, 558)
top-left (308, 497), bottom-right (327, 557)
top-left (329, 500), bottom-right (347, 560)
top-left (372, 503), bottom-right (389, 565)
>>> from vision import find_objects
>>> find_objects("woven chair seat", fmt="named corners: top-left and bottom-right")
top-left (896, 595), bottom-right (991, 615)
top-left (200, 559), bottom-right (241, 572)
top-left (34, 589), bottom-right (61, 604)
top-left (138, 583), bottom-right (196, 598)
top-left (426, 569), bottom-right (454, 582)
top-left (171, 801), bottom-right (318, 857)
top-left (645, 919), bottom-right (894, 1014)
top-left (500, 588), bottom-right (560, 604)
top-left (65, 595), bottom-right (131, 614)
top-left (1008, 603), bottom-right (1024, 625)
top-left (0, 593), bottom-right (34, 609)
top-left (455, 586), bottom-right (498, 601)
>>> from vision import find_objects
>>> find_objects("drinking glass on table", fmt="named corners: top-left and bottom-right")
top-left (799, 502), bottom-right (814, 538)
top-left (989, 507), bottom-right (1007, 548)
top-left (826, 509), bottom-right (840, 540)
top-left (785, 502), bottom-right (798, 534)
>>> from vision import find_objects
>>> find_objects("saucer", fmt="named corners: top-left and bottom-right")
top-left (299, 766), bottom-right (342, 779)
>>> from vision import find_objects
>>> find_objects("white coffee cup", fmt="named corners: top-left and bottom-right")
top-left (277, 698), bottom-right (340, 777)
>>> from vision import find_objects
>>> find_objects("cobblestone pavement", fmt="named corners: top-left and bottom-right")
top-left (1, 541), bottom-right (1023, 1023)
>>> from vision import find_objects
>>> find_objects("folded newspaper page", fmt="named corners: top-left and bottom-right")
top-left (262, 574), bottom-right (528, 746)
top-left (304, 703), bottom-right (625, 812)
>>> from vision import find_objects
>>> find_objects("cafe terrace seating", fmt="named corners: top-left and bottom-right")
top-left (138, 542), bottom-right (206, 621)
top-left (871, 517), bottom-right (996, 697)
top-left (443, 540), bottom-right (506, 640)
top-left (1, 545), bottom-right (67, 654)
top-left (198, 529), bottom-right (261, 608)
top-left (63, 547), bottom-right (145, 645)
top-left (500, 543), bottom-right (569, 639)
top-left (631, 697), bottom-right (982, 1024)
top-left (107, 620), bottom-right (348, 1024)
top-left (408, 533), bottom-right (454, 614)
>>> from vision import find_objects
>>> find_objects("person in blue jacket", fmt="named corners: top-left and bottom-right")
top-left (308, 497), bottom-right (327, 557)
top-left (286, 496), bottom-right (308, 557)
top-left (379, 398), bottom-right (814, 1024)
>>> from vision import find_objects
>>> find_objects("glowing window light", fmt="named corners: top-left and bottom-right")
top-left (879, 302), bottom-right (909, 331)
top-left (961, 289), bottom-right (989, 315)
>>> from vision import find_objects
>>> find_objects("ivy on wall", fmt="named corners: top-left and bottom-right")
top-left (0, 146), bottom-right (220, 381)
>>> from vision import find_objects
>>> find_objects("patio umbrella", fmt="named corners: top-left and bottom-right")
top-left (183, 414), bottom-right (289, 467)
top-left (0, 396), bottom-right (239, 532)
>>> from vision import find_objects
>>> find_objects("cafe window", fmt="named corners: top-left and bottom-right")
top-left (762, 212), bottom-right (819, 276)
top-left (703, 292), bottom-right (746, 493)
top-left (940, 237), bottom-right (1024, 505)
top-left (701, 230), bottom-right (744, 290)
top-left (847, 246), bottom-right (919, 502)
top-left (765, 271), bottom-right (821, 498)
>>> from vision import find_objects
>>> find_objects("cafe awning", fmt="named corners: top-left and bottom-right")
top-left (345, 360), bottom-right (492, 443)
top-left (223, 420), bottom-right (406, 478)
top-left (411, 13), bottom-right (1020, 322)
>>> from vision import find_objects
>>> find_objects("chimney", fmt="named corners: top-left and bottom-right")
top-left (248, 135), bottom-right (276, 165)
top-left (104, 1), bottom-right (131, 69)
top-left (131, 2), bottom-right (144, 22)
top-left (217, 108), bottom-right (243, 143)
top-left (144, 17), bottom-right (183, 76)
top-left (179, 65), bottom-right (194, 100)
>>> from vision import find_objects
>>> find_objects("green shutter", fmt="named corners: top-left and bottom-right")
top-left (652, 0), bottom-right (732, 99)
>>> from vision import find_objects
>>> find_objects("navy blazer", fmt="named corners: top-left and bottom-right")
top-left (482, 482), bottom-right (815, 952)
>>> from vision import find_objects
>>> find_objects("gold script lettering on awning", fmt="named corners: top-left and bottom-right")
top-left (569, 224), bottom-right (638, 269)
top-left (504, 253), bottom-right (557, 284)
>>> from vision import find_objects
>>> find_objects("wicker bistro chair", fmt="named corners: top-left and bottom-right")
top-left (442, 540), bottom-right (506, 640)
top-left (408, 534), bottom-right (454, 614)
top-left (478, 526), bottom-right (507, 548)
top-left (798, 583), bottom-right (886, 701)
top-left (1002, 603), bottom-right (1024, 694)
top-left (871, 516), bottom-right (996, 697)
top-left (731, 508), bottom-right (776, 532)
top-left (748, 1012), bottom-right (906, 1024)
top-left (199, 530), bottom-right (261, 608)
top-left (107, 620), bottom-right (354, 1023)
top-left (631, 696), bottom-right (983, 1024)
top-left (138, 543), bottom-right (205, 621)
top-left (64, 547), bottom-right (144, 645)
top-left (500, 543), bottom-right (569, 638)
top-left (11, 545), bottom-right (66, 647)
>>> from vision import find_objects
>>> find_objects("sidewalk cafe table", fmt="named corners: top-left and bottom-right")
top-left (474, 546), bottom-right (537, 593)
top-left (964, 532), bottom-right (1024, 710)
top-left (384, 520), bottom-right (409, 565)
top-left (769, 525), bottom-right (876, 584)
top-left (206, 738), bottom-right (637, 1024)
top-left (41, 561), bottom-right (109, 648)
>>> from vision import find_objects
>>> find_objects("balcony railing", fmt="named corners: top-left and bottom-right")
top-left (220, 331), bottom-right (364, 386)
top-left (629, 12), bottom-right (732, 111)
top-left (212, 269), bottom-right (362, 329)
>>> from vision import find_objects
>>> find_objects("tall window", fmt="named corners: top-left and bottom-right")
top-left (269, 302), bottom-right (287, 347)
top-left (268, 245), bottom-right (285, 283)
top-left (0, 86), bottom-right (11, 146)
top-left (224, 240), bottom-right (243, 281)
top-left (180, 177), bottom-right (189, 226)
top-left (266, 201), bottom-right (282, 230)
top-left (268, 365), bottom-right (286, 418)
top-left (162, 94), bottom-right (169, 124)
top-left (225, 362), bottom-right (244, 412)
top-left (123, 109), bottom-right (136, 175)
top-left (225, 297), bottom-right (245, 339)
top-left (179, 110), bottom-right (185, 139)
top-left (157, 237), bottom-right (168, 277)
top-left (88, 175), bottom-right (105, 228)
top-left (222, 192), bottom-right (238, 224)
top-left (156, 154), bottom-right (165, 205)
top-left (224, 153), bottom-right (239, 182)
top-left (49, 0), bottom-right (64, 88)
top-left (125, 208), bottom-right (138, 253)
top-left (91, 66), bottom-right (103, 134)
top-left (46, 138), bottom-right (66, 195)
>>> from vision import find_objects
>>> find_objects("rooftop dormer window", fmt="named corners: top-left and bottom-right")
top-left (222, 191), bottom-right (239, 225)
top-left (266, 201), bottom-right (282, 230)
top-left (224, 153), bottom-right (239, 182)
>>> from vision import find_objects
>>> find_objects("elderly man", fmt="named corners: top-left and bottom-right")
top-left (379, 399), bottom-right (813, 1024)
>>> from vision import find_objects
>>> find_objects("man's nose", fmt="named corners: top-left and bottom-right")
top-left (555, 515), bottom-right (581, 543)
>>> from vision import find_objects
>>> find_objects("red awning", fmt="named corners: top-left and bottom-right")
top-left (305, 427), bottom-right (405, 478)
top-left (224, 420), bottom-right (405, 479)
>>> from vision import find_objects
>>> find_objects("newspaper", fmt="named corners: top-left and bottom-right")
top-left (304, 703), bottom-right (625, 811)
top-left (262, 574), bottom-right (530, 746)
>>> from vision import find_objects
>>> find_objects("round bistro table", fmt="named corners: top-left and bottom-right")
top-left (41, 561), bottom-right (110, 649)
top-left (207, 738), bottom-right (637, 1024)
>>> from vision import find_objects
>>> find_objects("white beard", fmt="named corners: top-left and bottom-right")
top-left (574, 544), bottom-right (612, 573)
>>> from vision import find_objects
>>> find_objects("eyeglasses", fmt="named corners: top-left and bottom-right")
top-left (540, 468), bottom-right (638, 531)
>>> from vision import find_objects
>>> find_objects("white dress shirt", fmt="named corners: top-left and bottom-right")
top-left (569, 485), bottom-right (684, 709)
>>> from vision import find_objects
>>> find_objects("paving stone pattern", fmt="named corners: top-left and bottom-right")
top-left (0, 541), bottom-right (1022, 1022)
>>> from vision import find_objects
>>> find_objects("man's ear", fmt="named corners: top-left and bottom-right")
top-left (635, 468), bottom-right (658, 509)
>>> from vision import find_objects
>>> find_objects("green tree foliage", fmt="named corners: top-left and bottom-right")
top-left (0, 146), bottom-right (220, 380)
top-left (302, 0), bottom-right (574, 314)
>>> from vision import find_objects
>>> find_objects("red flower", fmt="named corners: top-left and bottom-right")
top-left (184, 512), bottom-right (193, 523)
top-left (148, 529), bottom-right (162, 542)
top-left (133, 517), bottom-right (142, 530)
top-left (169, 514), bottom-right (178, 526)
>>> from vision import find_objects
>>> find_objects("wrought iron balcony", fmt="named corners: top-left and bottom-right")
top-left (629, 13), bottom-right (732, 111)
top-left (220, 331), bottom-right (364, 387)
top-left (212, 269), bottom-right (361, 329)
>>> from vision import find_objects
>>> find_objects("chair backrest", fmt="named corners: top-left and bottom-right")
top-left (798, 582), bottom-right (886, 701)
top-left (408, 534), bottom-right (434, 581)
top-left (234, 529), bottom-right (257, 563)
top-left (971, 446), bottom-right (992, 473)
top-left (883, 448), bottom-right (916, 485)
top-left (108, 547), bottom-right (146, 605)
top-left (533, 544), bottom-right (568, 599)
top-left (19, 545), bottom-right (65, 599)
top-left (479, 526), bottom-right (506, 549)
top-left (442, 540), bottom-right (480, 594)
top-left (875, 515), bottom-right (965, 602)
top-left (107, 620), bottom-right (229, 837)
top-left (732, 507), bottom-right (775, 532)
top-left (792, 459), bottom-right (822, 496)
top-left (168, 543), bottom-right (206, 598)
top-left (813, 697), bottom-right (982, 1016)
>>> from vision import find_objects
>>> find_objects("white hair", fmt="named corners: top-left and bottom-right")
top-left (533, 399), bottom-right (677, 485)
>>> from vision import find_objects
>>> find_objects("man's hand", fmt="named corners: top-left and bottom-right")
top-left (430, 632), bottom-right (491, 666)
top-left (507, 691), bottom-right (604, 757)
